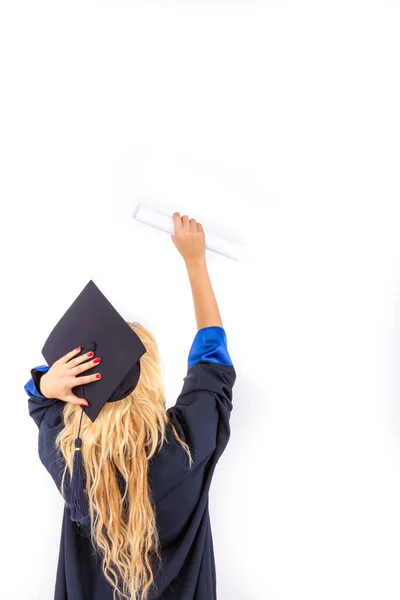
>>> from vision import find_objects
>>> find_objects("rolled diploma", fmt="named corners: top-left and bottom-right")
top-left (132, 204), bottom-right (242, 261)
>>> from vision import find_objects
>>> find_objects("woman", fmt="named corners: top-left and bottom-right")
top-left (25, 212), bottom-right (236, 600)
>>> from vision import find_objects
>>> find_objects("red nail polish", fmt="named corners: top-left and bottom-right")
top-left (87, 352), bottom-right (94, 358)
top-left (93, 358), bottom-right (101, 364)
top-left (75, 346), bottom-right (81, 352)
top-left (96, 373), bottom-right (102, 379)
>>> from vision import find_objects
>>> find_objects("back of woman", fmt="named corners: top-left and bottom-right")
top-left (25, 213), bottom-right (236, 600)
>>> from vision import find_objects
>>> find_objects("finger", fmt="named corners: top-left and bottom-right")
top-left (58, 346), bottom-right (83, 364)
top-left (172, 212), bottom-right (182, 233)
top-left (189, 218), bottom-right (197, 231)
top-left (65, 393), bottom-right (89, 407)
top-left (69, 353), bottom-right (99, 371)
top-left (72, 373), bottom-right (102, 386)
top-left (197, 222), bottom-right (204, 233)
top-left (181, 214), bottom-right (189, 229)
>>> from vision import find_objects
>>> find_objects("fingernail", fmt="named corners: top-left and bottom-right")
top-left (87, 352), bottom-right (94, 358)
top-left (93, 358), bottom-right (101, 364)
top-left (95, 373), bottom-right (102, 379)
top-left (75, 346), bottom-right (81, 351)
top-left (82, 402), bottom-right (89, 407)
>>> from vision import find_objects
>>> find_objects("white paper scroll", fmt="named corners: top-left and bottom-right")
top-left (132, 203), bottom-right (243, 261)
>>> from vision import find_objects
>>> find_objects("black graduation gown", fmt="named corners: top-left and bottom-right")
top-left (28, 359), bottom-right (236, 599)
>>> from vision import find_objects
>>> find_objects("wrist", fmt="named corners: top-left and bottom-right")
top-left (185, 258), bottom-right (207, 273)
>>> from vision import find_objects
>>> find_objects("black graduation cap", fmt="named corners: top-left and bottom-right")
top-left (40, 279), bottom-right (147, 524)
top-left (42, 279), bottom-right (147, 421)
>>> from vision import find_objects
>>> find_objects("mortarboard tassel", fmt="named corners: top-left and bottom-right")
top-left (69, 407), bottom-right (87, 525)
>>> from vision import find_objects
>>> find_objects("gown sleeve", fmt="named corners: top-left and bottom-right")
top-left (25, 366), bottom-right (68, 498)
top-left (167, 326), bottom-right (236, 467)
top-left (24, 365), bottom-right (50, 424)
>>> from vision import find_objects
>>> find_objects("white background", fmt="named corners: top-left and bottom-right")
top-left (1, 1), bottom-right (400, 599)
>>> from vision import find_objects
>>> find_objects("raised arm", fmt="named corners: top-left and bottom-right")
top-left (171, 212), bottom-right (222, 330)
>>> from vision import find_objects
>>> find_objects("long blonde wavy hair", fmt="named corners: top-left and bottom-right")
top-left (56, 322), bottom-right (192, 600)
